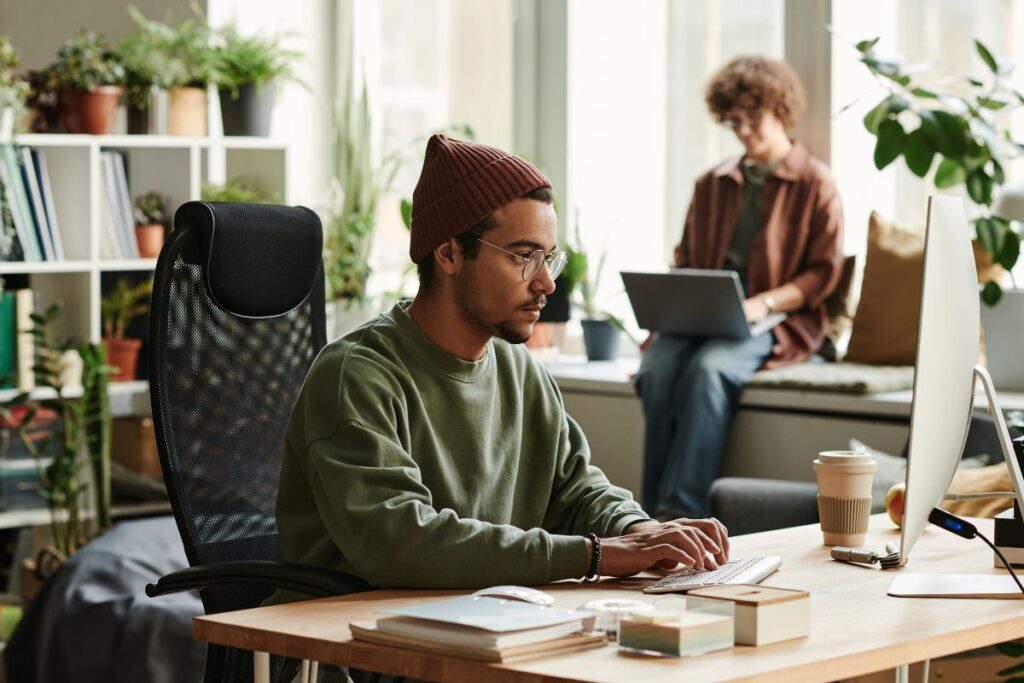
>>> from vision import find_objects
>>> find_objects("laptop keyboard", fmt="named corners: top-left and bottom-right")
top-left (643, 555), bottom-right (783, 594)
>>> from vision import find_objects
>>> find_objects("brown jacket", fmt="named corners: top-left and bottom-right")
top-left (675, 142), bottom-right (844, 368)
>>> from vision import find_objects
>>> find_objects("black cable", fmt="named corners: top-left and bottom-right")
top-left (929, 507), bottom-right (1024, 595)
top-left (975, 529), bottom-right (1024, 595)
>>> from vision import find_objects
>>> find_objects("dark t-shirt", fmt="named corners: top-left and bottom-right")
top-left (722, 160), bottom-right (781, 287)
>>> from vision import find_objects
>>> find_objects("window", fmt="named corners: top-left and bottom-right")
top-left (566, 0), bottom-right (784, 325)
top-left (830, 0), bottom-right (1024, 256)
top-left (356, 0), bottom-right (516, 298)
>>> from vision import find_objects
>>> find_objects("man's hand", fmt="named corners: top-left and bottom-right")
top-left (594, 517), bottom-right (730, 578)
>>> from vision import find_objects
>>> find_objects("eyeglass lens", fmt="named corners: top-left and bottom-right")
top-left (523, 250), bottom-right (568, 281)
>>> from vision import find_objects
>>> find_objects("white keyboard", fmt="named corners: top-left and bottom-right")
top-left (643, 555), bottom-right (783, 594)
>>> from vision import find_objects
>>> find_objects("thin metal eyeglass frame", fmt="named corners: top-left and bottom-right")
top-left (476, 238), bottom-right (568, 281)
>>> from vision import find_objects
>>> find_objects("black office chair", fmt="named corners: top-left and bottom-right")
top-left (145, 201), bottom-right (370, 683)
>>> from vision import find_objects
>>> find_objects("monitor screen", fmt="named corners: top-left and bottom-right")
top-left (900, 195), bottom-right (983, 564)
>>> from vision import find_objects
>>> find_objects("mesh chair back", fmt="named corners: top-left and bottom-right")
top-left (149, 201), bottom-right (326, 618)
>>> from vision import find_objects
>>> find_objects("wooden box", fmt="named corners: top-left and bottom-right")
top-left (689, 584), bottom-right (809, 646)
top-left (111, 417), bottom-right (161, 478)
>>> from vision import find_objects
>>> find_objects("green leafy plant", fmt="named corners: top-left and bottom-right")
top-left (132, 191), bottom-right (166, 226)
top-left (567, 213), bottom-right (637, 344)
top-left (851, 36), bottom-right (1024, 304)
top-left (115, 10), bottom-right (179, 110)
top-left (101, 278), bottom-right (152, 340)
top-left (44, 30), bottom-right (125, 92)
top-left (126, 5), bottom-right (215, 89)
top-left (201, 178), bottom-right (279, 204)
top-left (0, 35), bottom-right (30, 121)
top-left (323, 72), bottom-right (402, 303)
top-left (0, 302), bottom-right (113, 556)
top-left (212, 26), bottom-right (301, 98)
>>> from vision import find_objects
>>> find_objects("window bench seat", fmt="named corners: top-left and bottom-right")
top-left (543, 356), bottom-right (1022, 499)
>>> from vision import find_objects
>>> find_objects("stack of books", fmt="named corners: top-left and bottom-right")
top-left (351, 594), bottom-right (605, 663)
top-left (0, 144), bottom-right (63, 263)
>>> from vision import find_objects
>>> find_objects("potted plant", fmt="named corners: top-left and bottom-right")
top-left (852, 37), bottom-right (1023, 303)
top-left (323, 73), bottom-right (402, 336)
top-left (128, 8), bottom-right (214, 136)
top-left (132, 191), bottom-right (166, 258)
top-left (0, 35), bottom-right (31, 140)
top-left (44, 31), bottom-right (125, 135)
top-left (212, 26), bottom-right (300, 136)
top-left (850, 36), bottom-right (1024, 385)
top-left (568, 216), bottom-right (632, 361)
top-left (200, 177), bottom-right (279, 204)
top-left (0, 301), bottom-right (113, 598)
top-left (115, 10), bottom-right (175, 135)
top-left (100, 278), bottom-right (152, 381)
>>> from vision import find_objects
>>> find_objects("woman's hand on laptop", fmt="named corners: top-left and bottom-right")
top-left (595, 517), bottom-right (730, 577)
top-left (743, 296), bottom-right (771, 323)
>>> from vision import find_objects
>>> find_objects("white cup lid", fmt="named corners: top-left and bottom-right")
top-left (816, 450), bottom-right (875, 466)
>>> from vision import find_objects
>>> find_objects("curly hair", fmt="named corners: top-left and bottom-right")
top-left (704, 56), bottom-right (806, 130)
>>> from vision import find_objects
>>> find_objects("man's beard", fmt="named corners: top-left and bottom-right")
top-left (455, 269), bottom-right (545, 345)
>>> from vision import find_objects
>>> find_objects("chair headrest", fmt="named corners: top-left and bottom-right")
top-left (173, 201), bottom-right (323, 317)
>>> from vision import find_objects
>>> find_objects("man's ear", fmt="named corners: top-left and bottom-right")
top-left (434, 239), bottom-right (461, 275)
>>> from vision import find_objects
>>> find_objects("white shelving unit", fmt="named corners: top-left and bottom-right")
top-left (1, 133), bottom-right (289, 407)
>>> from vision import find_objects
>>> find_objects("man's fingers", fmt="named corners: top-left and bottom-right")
top-left (651, 528), bottom-right (708, 570)
top-left (647, 543), bottom-right (693, 569)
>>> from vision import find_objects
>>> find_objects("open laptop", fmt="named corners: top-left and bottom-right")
top-left (621, 269), bottom-right (786, 340)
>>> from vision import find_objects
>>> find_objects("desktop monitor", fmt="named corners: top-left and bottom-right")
top-left (895, 195), bottom-right (1024, 590)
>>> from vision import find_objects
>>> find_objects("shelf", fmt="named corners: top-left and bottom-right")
top-left (0, 261), bottom-right (92, 275)
top-left (98, 259), bottom-right (158, 272)
top-left (14, 133), bottom-right (287, 150)
top-left (0, 500), bottom-right (171, 530)
top-left (0, 380), bottom-right (148, 404)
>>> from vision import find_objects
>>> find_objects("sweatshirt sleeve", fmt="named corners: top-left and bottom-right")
top-left (541, 413), bottom-right (651, 537)
top-left (305, 417), bottom-right (590, 589)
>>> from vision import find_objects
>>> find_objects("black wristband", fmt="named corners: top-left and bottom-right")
top-left (584, 533), bottom-right (602, 582)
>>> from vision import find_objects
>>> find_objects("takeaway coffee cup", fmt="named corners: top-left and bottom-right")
top-left (813, 450), bottom-right (877, 546)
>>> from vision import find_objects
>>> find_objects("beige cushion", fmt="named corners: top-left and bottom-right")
top-left (845, 212), bottom-right (924, 366)
top-left (747, 361), bottom-right (914, 394)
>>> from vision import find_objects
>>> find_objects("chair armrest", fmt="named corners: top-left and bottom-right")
top-left (145, 560), bottom-right (371, 599)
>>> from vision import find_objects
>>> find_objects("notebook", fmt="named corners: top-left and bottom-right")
top-left (621, 269), bottom-right (786, 340)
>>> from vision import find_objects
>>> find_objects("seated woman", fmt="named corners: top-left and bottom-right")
top-left (636, 55), bottom-right (845, 520)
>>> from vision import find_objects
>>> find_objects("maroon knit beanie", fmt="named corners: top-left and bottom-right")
top-left (409, 134), bottom-right (551, 263)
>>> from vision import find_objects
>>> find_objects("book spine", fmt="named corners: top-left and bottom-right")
top-left (14, 288), bottom-right (34, 391)
top-left (0, 163), bottom-right (24, 262)
top-left (0, 291), bottom-right (14, 388)
top-left (21, 146), bottom-right (55, 261)
top-left (0, 144), bottom-right (39, 262)
top-left (34, 150), bottom-right (64, 260)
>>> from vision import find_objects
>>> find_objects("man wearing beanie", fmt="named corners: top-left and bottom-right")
top-left (274, 135), bottom-right (729, 596)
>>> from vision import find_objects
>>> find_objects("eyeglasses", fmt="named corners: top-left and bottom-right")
top-left (723, 112), bottom-right (762, 130)
top-left (477, 238), bottom-right (568, 282)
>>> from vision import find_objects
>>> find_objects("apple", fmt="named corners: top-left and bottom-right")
top-left (885, 481), bottom-right (906, 527)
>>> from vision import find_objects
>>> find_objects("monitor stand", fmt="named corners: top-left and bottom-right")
top-left (888, 365), bottom-right (1024, 599)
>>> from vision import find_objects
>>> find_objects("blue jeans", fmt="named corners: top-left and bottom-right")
top-left (635, 332), bottom-right (773, 518)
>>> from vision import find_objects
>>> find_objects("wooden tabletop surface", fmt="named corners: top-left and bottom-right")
top-left (194, 515), bottom-right (1024, 683)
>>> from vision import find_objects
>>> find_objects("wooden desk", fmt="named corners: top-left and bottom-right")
top-left (195, 515), bottom-right (1024, 683)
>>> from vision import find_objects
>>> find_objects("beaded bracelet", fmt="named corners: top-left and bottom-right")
top-left (584, 533), bottom-right (602, 582)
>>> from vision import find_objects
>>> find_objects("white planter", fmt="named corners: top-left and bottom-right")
top-left (980, 288), bottom-right (1024, 391)
top-left (0, 107), bottom-right (14, 142)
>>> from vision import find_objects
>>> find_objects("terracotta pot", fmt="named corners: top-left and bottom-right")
top-left (135, 224), bottom-right (164, 258)
top-left (58, 86), bottom-right (123, 135)
top-left (102, 336), bottom-right (143, 381)
top-left (168, 86), bottom-right (207, 136)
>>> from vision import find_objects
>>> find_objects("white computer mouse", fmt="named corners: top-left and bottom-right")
top-left (470, 585), bottom-right (555, 606)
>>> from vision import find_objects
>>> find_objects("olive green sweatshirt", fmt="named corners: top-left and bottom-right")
top-left (275, 302), bottom-right (648, 590)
